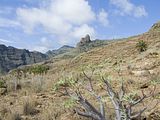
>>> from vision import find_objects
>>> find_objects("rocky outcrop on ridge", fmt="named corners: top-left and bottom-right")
top-left (76, 34), bottom-right (91, 47)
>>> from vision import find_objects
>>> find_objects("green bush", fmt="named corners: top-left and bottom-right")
top-left (136, 40), bottom-right (147, 52)
top-left (0, 80), bottom-right (5, 88)
top-left (10, 65), bottom-right (49, 76)
top-left (53, 78), bottom-right (77, 91)
top-left (29, 65), bottom-right (49, 75)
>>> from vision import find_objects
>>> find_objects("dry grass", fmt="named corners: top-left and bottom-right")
top-left (23, 99), bottom-right (38, 116)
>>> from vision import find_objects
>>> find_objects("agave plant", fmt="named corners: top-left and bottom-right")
top-left (136, 40), bottom-right (147, 52)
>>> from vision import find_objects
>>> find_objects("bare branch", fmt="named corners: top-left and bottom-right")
top-left (130, 95), bottom-right (146, 107)
top-left (119, 81), bottom-right (125, 100)
top-left (130, 107), bottom-right (147, 119)
top-left (82, 71), bottom-right (94, 91)
top-left (102, 77), bottom-right (117, 99)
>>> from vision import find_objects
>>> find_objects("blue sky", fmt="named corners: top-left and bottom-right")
top-left (0, 0), bottom-right (160, 53)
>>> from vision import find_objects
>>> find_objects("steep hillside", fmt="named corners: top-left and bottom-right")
top-left (0, 22), bottom-right (160, 120)
top-left (0, 44), bottom-right (48, 73)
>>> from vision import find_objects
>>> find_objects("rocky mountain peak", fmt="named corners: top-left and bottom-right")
top-left (76, 34), bottom-right (91, 47)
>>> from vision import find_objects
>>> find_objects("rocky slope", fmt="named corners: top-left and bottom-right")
top-left (0, 44), bottom-right (48, 73)
top-left (0, 21), bottom-right (160, 120)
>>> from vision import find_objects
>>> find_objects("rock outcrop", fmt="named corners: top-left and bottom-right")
top-left (149, 21), bottom-right (160, 31)
top-left (76, 34), bottom-right (91, 47)
top-left (0, 44), bottom-right (48, 73)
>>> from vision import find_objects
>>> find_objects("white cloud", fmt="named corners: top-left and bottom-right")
top-left (97, 9), bottom-right (109, 26)
top-left (32, 37), bottom-right (54, 53)
top-left (56, 24), bottom-right (95, 45)
top-left (0, 38), bottom-right (15, 44)
top-left (72, 24), bottom-right (95, 39)
top-left (110, 0), bottom-right (147, 17)
top-left (33, 46), bottom-right (49, 53)
top-left (50, 0), bottom-right (95, 25)
top-left (16, 0), bottom-right (96, 42)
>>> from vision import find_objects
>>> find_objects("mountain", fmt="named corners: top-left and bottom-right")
top-left (0, 44), bottom-right (48, 73)
top-left (46, 45), bottom-right (75, 58)
top-left (0, 21), bottom-right (160, 120)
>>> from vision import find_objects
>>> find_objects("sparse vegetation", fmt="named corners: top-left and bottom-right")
top-left (151, 74), bottom-right (160, 85)
top-left (53, 77), bottom-right (77, 91)
top-left (63, 98), bottom-right (76, 108)
top-left (0, 80), bottom-right (5, 88)
top-left (29, 65), bottom-right (49, 75)
top-left (23, 100), bottom-right (37, 116)
top-left (32, 75), bottom-right (45, 93)
top-left (0, 22), bottom-right (160, 120)
top-left (136, 40), bottom-right (147, 52)
top-left (10, 65), bottom-right (49, 76)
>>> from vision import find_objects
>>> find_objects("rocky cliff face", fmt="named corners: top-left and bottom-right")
top-left (0, 44), bottom-right (48, 73)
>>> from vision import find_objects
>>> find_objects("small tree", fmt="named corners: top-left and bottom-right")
top-left (136, 40), bottom-right (147, 52)
top-left (58, 71), bottom-right (158, 120)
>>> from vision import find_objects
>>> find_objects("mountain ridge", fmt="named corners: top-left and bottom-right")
top-left (0, 44), bottom-right (49, 73)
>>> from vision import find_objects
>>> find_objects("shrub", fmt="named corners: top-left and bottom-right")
top-left (0, 80), bottom-right (5, 88)
top-left (29, 65), bottom-right (49, 75)
top-left (53, 77), bottom-right (77, 91)
top-left (32, 76), bottom-right (44, 93)
top-left (136, 40), bottom-right (147, 52)
top-left (11, 65), bottom-right (49, 75)
top-left (23, 101), bottom-right (36, 115)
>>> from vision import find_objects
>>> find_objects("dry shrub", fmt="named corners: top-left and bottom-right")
top-left (23, 100), bottom-right (39, 116)
top-left (30, 75), bottom-right (46, 93)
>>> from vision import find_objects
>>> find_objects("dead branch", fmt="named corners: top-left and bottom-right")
top-left (62, 71), bottom-right (158, 120)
